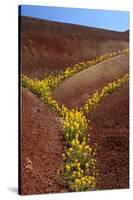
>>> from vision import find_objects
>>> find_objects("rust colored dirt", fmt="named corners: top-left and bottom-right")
top-left (20, 16), bottom-right (129, 79)
top-left (20, 88), bottom-right (66, 195)
top-left (89, 83), bottom-right (129, 189)
top-left (53, 54), bottom-right (129, 109)
top-left (20, 16), bottom-right (129, 194)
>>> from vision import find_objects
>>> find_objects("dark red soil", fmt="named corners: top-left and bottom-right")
top-left (20, 16), bottom-right (129, 79)
top-left (52, 53), bottom-right (129, 190)
top-left (20, 88), bottom-right (66, 195)
top-left (89, 83), bottom-right (129, 189)
top-left (53, 54), bottom-right (129, 109)
top-left (20, 16), bottom-right (129, 195)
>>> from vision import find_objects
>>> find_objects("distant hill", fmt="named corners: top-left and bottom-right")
top-left (20, 16), bottom-right (129, 78)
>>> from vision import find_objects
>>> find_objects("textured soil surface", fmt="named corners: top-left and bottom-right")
top-left (53, 54), bottom-right (129, 108)
top-left (20, 16), bottom-right (129, 195)
top-left (52, 53), bottom-right (129, 190)
top-left (20, 16), bottom-right (129, 79)
top-left (20, 88), bottom-right (66, 195)
top-left (89, 83), bottom-right (129, 189)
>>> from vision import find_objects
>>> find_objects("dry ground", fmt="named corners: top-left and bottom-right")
top-left (21, 16), bottom-right (129, 79)
top-left (90, 83), bottom-right (129, 190)
top-left (20, 88), bottom-right (66, 195)
top-left (52, 54), bottom-right (129, 108)
top-left (20, 16), bottom-right (129, 195)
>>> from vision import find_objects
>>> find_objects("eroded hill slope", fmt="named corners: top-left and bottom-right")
top-left (20, 16), bottom-right (129, 78)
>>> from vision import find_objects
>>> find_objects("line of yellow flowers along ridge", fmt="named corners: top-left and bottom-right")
top-left (21, 48), bottom-right (129, 192)
top-left (58, 73), bottom-right (129, 191)
top-left (21, 48), bottom-right (128, 116)
top-left (82, 73), bottom-right (129, 116)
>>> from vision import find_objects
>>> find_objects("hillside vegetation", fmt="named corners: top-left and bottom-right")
top-left (20, 16), bottom-right (129, 78)
top-left (21, 47), bottom-right (129, 194)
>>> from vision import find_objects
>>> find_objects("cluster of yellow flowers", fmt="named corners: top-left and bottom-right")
top-left (61, 137), bottom-right (98, 191)
top-left (21, 48), bottom-right (129, 192)
top-left (83, 73), bottom-right (129, 115)
top-left (21, 74), bottom-right (64, 115)
top-left (59, 48), bottom-right (129, 82)
top-left (21, 74), bottom-right (98, 191)
top-left (62, 73), bottom-right (129, 191)
top-left (63, 110), bottom-right (88, 142)
top-left (22, 48), bottom-right (128, 96)
top-left (71, 176), bottom-right (96, 191)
